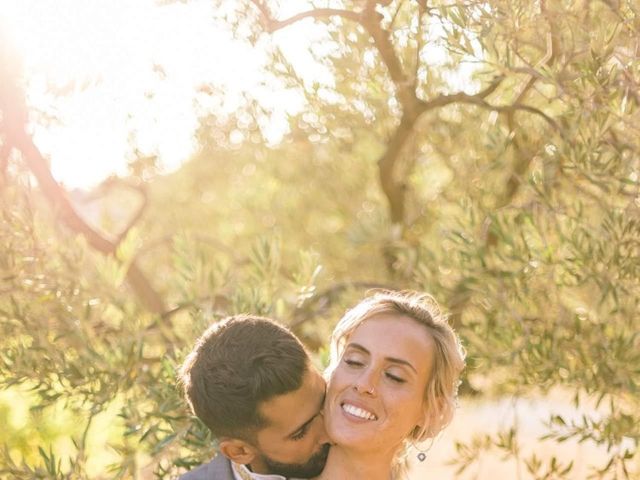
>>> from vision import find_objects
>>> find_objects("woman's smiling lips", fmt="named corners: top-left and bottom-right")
top-left (339, 400), bottom-right (378, 422)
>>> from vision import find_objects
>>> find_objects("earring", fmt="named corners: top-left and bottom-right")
top-left (411, 436), bottom-right (434, 462)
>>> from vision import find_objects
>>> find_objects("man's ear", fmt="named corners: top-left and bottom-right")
top-left (219, 438), bottom-right (257, 465)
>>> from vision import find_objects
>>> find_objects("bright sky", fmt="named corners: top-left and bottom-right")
top-left (2, 0), bottom-right (315, 189)
top-left (2, 0), bottom-right (474, 190)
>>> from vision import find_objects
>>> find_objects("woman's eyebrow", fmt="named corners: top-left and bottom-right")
top-left (346, 342), bottom-right (418, 374)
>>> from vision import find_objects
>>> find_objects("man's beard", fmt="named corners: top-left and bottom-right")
top-left (259, 443), bottom-right (330, 478)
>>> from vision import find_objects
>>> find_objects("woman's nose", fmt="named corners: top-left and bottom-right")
top-left (353, 370), bottom-right (377, 396)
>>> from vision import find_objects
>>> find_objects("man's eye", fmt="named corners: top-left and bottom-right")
top-left (291, 425), bottom-right (308, 441)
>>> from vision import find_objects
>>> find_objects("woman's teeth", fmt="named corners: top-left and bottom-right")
top-left (342, 403), bottom-right (377, 420)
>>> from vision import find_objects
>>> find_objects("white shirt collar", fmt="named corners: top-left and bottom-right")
top-left (231, 462), bottom-right (293, 480)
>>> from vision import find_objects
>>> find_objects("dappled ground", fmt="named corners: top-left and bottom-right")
top-left (410, 391), bottom-right (636, 479)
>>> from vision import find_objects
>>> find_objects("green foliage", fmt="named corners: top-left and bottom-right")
top-left (2, 0), bottom-right (639, 478)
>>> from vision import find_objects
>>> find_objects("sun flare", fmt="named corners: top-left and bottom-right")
top-left (2, 0), bottom-right (305, 189)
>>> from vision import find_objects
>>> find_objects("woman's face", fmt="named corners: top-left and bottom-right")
top-left (324, 313), bottom-right (435, 454)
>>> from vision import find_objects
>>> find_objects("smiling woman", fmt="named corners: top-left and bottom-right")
top-left (327, 315), bottom-right (434, 450)
top-left (320, 291), bottom-right (466, 480)
top-left (1, 0), bottom-right (284, 189)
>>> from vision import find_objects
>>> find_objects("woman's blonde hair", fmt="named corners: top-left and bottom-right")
top-left (328, 290), bottom-right (465, 441)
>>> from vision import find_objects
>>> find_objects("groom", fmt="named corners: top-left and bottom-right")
top-left (179, 315), bottom-right (331, 480)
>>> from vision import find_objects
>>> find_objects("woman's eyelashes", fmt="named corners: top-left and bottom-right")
top-left (343, 357), bottom-right (407, 384)
top-left (385, 372), bottom-right (406, 383)
top-left (344, 357), bottom-right (364, 367)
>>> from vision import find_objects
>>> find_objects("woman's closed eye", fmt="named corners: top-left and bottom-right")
top-left (385, 372), bottom-right (407, 383)
top-left (344, 358), bottom-right (365, 367)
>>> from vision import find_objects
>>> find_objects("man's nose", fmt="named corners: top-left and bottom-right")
top-left (317, 425), bottom-right (331, 445)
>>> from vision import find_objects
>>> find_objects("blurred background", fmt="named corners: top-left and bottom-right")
top-left (0, 0), bottom-right (638, 478)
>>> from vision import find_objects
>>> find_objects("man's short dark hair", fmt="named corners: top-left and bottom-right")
top-left (179, 315), bottom-right (310, 440)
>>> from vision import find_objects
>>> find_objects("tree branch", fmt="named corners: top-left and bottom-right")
top-left (88, 176), bottom-right (149, 244)
top-left (250, 0), bottom-right (423, 117)
top-left (290, 281), bottom-right (392, 330)
top-left (413, 1), bottom-right (427, 90)
top-left (249, 1), bottom-right (359, 33)
top-left (361, 1), bottom-right (421, 117)
top-left (0, 61), bottom-right (166, 314)
top-left (421, 88), bottom-right (558, 130)
top-left (248, 0), bottom-right (426, 232)
top-left (15, 136), bottom-right (165, 313)
top-left (389, 0), bottom-right (408, 32)
top-left (445, 8), bottom-right (562, 325)
top-left (378, 114), bottom-right (417, 225)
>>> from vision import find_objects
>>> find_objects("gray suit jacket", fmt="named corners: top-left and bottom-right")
top-left (179, 454), bottom-right (235, 480)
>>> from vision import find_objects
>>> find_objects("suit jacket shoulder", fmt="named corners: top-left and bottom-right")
top-left (178, 454), bottom-right (235, 480)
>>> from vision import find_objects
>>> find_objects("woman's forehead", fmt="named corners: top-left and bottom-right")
top-left (346, 314), bottom-right (435, 372)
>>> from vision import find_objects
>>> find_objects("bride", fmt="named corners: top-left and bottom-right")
top-left (315, 291), bottom-right (465, 480)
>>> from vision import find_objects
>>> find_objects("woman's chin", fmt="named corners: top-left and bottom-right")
top-left (327, 422), bottom-right (378, 450)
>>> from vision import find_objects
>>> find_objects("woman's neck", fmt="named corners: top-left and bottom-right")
top-left (315, 446), bottom-right (396, 480)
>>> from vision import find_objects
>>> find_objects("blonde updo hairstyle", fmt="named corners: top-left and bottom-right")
top-left (328, 290), bottom-right (465, 443)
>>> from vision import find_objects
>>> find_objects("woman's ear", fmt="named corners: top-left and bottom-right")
top-left (219, 438), bottom-right (256, 465)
